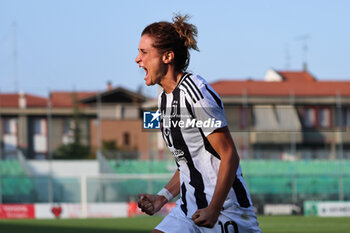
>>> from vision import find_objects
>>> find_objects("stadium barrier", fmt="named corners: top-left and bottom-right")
top-left (304, 201), bottom-right (350, 217)
top-left (264, 204), bottom-right (301, 215)
top-left (2, 158), bottom-right (350, 217)
top-left (0, 202), bottom-right (175, 219)
top-left (1, 166), bottom-right (350, 203)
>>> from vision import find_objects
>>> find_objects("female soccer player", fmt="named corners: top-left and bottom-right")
top-left (135, 14), bottom-right (261, 233)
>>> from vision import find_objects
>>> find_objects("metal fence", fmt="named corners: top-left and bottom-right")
top-left (0, 174), bottom-right (172, 204)
top-left (1, 172), bottom-right (349, 208)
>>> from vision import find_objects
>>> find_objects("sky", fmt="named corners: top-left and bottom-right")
top-left (1, 0), bottom-right (349, 98)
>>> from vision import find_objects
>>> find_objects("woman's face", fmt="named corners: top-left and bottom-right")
top-left (135, 34), bottom-right (167, 86)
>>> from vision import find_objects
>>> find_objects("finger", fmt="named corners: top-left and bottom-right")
top-left (142, 206), bottom-right (155, 216)
top-left (138, 197), bottom-right (150, 208)
top-left (140, 200), bottom-right (153, 210)
top-left (144, 202), bottom-right (153, 210)
top-left (138, 194), bottom-right (145, 206)
top-left (193, 213), bottom-right (205, 225)
top-left (192, 209), bottom-right (202, 219)
top-left (139, 200), bottom-right (151, 210)
top-left (194, 217), bottom-right (206, 226)
top-left (192, 212), bottom-right (200, 220)
top-left (200, 219), bottom-right (215, 228)
top-left (197, 221), bottom-right (212, 228)
top-left (138, 198), bottom-right (145, 207)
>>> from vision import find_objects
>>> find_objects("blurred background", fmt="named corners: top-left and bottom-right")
top-left (1, 0), bottom-right (350, 219)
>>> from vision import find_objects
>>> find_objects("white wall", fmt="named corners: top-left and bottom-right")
top-left (35, 203), bottom-right (128, 219)
top-left (27, 160), bottom-right (99, 177)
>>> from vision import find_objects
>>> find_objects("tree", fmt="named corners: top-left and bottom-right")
top-left (53, 91), bottom-right (90, 159)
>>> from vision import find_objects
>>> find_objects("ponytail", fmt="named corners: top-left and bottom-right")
top-left (172, 14), bottom-right (199, 52)
top-left (141, 14), bottom-right (199, 72)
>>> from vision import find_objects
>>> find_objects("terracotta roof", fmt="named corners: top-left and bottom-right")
top-left (0, 93), bottom-right (47, 107)
top-left (0, 94), bottom-right (19, 107)
top-left (278, 70), bottom-right (316, 82)
top-left (26, 94), bottom-right (48, 107)
top-left (50, 91), bottom-right (97, 107)
top-left (211, 71), bottom-right (350, 97)
top-left (211, 80), bottom-right (350, 97)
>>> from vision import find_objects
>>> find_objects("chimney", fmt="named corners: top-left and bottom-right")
top-left (19, 91), bottom-right (26, 108)
top-left (107, 81), bottom-right (113, 91)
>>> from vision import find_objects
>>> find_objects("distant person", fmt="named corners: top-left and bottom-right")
top-left (128, 196), bottom-right (138, 218)
top-left (135, 14), bottom-right (261, 233)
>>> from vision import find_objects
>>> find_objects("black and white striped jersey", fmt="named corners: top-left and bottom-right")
top-left (158, 73), bottom-right (254, 218)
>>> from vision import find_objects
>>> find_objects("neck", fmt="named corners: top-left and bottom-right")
top-left (160, 69), bottom-right (184, 94)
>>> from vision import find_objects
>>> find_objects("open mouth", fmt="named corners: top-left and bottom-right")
top-left (142, 67), bottom-right (148, 80)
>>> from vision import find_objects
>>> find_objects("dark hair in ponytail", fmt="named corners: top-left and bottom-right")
top-left (141, 14), bottom-right (199, 72)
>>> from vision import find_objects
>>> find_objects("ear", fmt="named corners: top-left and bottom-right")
top-left (162, 51), bottom-right (175, 64)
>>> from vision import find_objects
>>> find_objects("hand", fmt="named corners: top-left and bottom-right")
top-left (137, 193), bottom-right (168, 216)
top-left (192, 206), bottom-right (220, 228)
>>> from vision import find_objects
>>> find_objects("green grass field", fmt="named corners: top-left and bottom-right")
top-left (1, 216), bottom-right (350, 233)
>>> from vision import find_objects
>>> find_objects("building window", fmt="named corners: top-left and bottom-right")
top-left (63, 118), bottom-right (72, 135)
top-left (343, 108), bottom-right (350, 128)
top-left (123, 132), bottom-right (130, 146)
top-left (33, 118), bottom-right (46, 135)
top-left (121, 106), bottom-right (125, 119)
top-left (337, 108), bottom-right (349, 128)
top-left (4, 119), bottom-right (10, 134)
top-left (239, 106), bottom-right (249, 129)
top-left (304, 107), bottom-right (332, 129)
top-left (4, 118), bottom-right (16, 134)
top-left (304, 108), bottom-right (316, 127)
top-left (33, 119), bottom-right (42, 134)
top-left (318, 108), bottom-right (331, 128)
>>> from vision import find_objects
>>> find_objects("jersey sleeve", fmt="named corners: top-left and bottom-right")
top-left (184, 76), bottom-right (227, 137)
